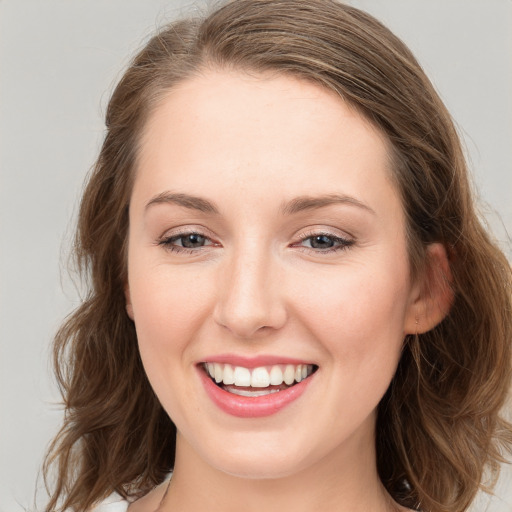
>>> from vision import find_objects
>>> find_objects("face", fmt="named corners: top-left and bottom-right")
top-left (126, 70), bottom-right (421, 479)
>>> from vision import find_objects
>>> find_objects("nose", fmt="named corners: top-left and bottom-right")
top-left (213, 246), bottom-right (287, 339)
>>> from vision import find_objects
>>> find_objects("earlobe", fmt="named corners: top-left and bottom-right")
top-left (124, 284), bottom-right (135, 320)
top-left (404, 243), bottom-right (454, 335)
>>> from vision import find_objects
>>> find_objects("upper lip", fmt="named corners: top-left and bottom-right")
top-left (199, 354), bottom-right (316, 368)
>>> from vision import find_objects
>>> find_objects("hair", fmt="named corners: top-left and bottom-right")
top-left (43, 1), bottom-right (512, 511)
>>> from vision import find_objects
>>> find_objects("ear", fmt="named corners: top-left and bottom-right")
top-left (404, 243), bottom-right (454, 335)
top-left (124, 284), bottom-right (135, 320)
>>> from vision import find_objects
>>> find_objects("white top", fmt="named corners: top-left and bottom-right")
top-left (89, 474), bottom-right (172, 511)
top-left (90, 493), bottom-right (129, 512)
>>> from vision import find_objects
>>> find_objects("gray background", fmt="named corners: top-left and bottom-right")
top-left (1, 1), bottom-right (511, 510)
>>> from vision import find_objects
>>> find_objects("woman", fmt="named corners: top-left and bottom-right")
top-left (43, 1), bottom-right (512, 511)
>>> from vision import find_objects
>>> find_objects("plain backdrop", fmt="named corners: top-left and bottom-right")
top-left (1, 1), bottom-right (511, 511)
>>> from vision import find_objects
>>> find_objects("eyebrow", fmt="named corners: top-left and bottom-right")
top-left (145, 192), bottom-right (219, 214)
top-left (144, 191), bottom-right (375, 216)
top-left (281, 194), bottom-right (375, 216)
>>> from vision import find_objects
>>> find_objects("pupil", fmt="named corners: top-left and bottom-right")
top-left (311, 235), bottom-right (334, 249)
top-left (182, 234), bottom-right (205, 248)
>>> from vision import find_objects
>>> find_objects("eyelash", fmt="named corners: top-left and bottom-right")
top-left (157, 230), bottom-right (217, 255)
top-left (293, 230), bottom-right (354, 254)
top-left (157, 229), bottom-right (354, 255)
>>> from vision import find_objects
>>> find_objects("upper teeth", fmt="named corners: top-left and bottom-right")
top-left (205, 363), bottom-right (314, 387)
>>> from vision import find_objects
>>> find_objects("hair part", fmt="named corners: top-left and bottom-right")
top-left (44, 1), bottom-right (512, 511)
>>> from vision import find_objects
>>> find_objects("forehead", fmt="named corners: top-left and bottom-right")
top-left (134, 69), bottom-right (400, 217)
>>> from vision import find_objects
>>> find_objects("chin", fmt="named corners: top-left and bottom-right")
top-left (213, 457), bottom-right (305, 480)
top-left (198, 436), bottom-right (316, 480)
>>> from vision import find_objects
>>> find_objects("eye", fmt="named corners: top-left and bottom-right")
top-left (173, 233), bottom-right (209, 248)
top-left (305, 234), bottom-right (338, 249)
top-left (158, 231), bottom-right (216, 253)
top-left (295, 232), bottom-right (354, 253)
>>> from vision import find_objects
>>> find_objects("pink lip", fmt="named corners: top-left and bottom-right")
top-left (202, 353), bottom-right (312, 368)
top-left (198, 364), bottom-right (315, 418)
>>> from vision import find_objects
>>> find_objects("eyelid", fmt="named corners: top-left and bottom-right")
top-left (293, 225), bottom-right (355, 243)
top-left (158, 224), bottom-right (217, 241)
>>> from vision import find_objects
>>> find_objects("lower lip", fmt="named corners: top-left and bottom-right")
top-left (199, 367), bottom-right (314, 418)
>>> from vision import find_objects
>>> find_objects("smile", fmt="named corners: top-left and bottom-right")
top-left (199, 360), bottom-right (318, 417)
top-left (203, 362), bottom-right (316, 396)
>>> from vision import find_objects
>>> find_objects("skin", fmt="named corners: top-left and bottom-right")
top-left (125, 70), bottom-right (449, 512)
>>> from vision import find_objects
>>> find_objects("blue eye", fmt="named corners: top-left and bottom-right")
top-left (299, 233), bottom-right (353, 252)
top-left (158, 232), bottom-right (214, 253)
top-left (307, 235), bottom-right (337, 249)
top-left (175, 233), bottom-right (208, 248)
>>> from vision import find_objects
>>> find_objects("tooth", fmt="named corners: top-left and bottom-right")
top-left (233, 366), bottom-right (251, 386)
top-left (228, 388), bottom-right (281, 397)
top-left (251, 367), bottom-right (270, 387)
top-left (283, 364), bottom-right (295, 385)
top-left (269, 365), bottom-right (284, 385)
top-left (207, 362), bottom-right (314, 387)
top-left (222, 364), bottom-right (235, 385)
top-left (214, 363), bottom-right (223, 383)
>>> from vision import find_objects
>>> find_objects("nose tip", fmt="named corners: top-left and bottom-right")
top-left (215, 294), bottom-right (284, 339)
top-left (213, 257), bottom-right (287, 339)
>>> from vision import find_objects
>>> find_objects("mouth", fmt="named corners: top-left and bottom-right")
top-left (202, 362), bottom-right (318, 397)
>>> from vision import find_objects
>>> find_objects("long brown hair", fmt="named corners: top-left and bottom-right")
top-left (44, 1), bottom-right (512, 511)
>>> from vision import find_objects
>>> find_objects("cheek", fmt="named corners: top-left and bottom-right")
top-left (128, 270), bottom-right (204, 412)
top-left (128, 262), bottom-right (220, 383)
top-left (290, 259), bottom-right (411, 362)
top-left (294, 265), bottom-right (411, 422)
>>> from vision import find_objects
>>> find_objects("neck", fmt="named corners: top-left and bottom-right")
top-left (158, 430), bottom-right (399, 512)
